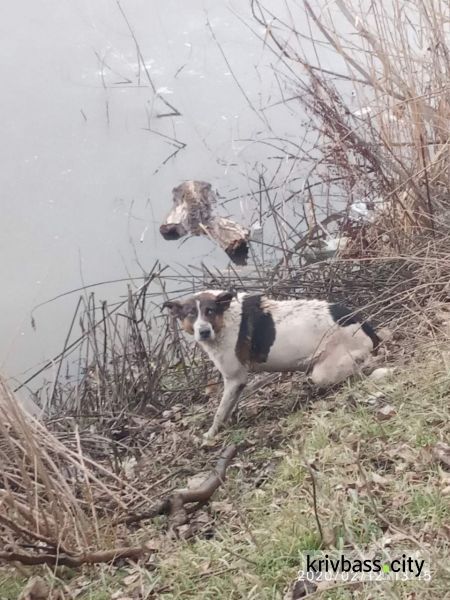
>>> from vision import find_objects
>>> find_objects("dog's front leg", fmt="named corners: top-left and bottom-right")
top-left (204, 372), bottom-right (247, 440)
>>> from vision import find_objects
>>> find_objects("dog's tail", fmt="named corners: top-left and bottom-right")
top-left (361, 321), bottom-right (382, 351)
top-left (330, 302), bottom-right (382, 352)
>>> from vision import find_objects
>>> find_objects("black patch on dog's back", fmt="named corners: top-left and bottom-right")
top-left (236, 294), bottom-right (276, 364)
top-left (329, 303), bottom-right (380, 349)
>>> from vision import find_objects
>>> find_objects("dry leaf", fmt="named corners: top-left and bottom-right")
top-left (122, 457), bottom-right (138, 479)
top-left (321, 526), bottom-right (336, 548)
top-left (199, 560), bottom-right (212, 573)
top-left (122, 572), bottom-right (140, 586)
top-left (369, 367), bottom-right (396, 381)
top-left (440, 472), bottom-right (450, 485)
top-left (204, 380), bottom-right (220, 396)
top-left (432, 442), bottom-right (450, 469)
top-left (284, 578), bottom-right (317, 599)
top-left (143, 539), bottom-right (161, 552)
top-left (364, 391), bottom-right (385, 405)
top-left (71, 577), bottom-right (91, 598)
top-left (376, 404), bottom-right (396, 421)
top-left (211, 501), bottom-right (234, 514)
top-left (392, 443), bottom-right (417, 464)
top-left (194, 511), bottom-right (211, 525)
top-left (18, 578), bottom-right (49, 600)
top-left (370, 471), bottom-right (392, 486)
top-left (177, 524), bottom-right (193, 539)
top-left (376, 531), bottom-right (410, 547)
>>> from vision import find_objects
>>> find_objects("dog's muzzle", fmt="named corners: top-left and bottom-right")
top-left (199, 327), bottom-right (212, 340)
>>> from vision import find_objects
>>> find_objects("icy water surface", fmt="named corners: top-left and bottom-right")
top-left (1, 0), bottom-right (346, 385)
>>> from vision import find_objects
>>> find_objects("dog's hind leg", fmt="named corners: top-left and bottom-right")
top-left (309, 345), bottom-right (369, 388)
top-left (204, 370), bottom-right (248, 439)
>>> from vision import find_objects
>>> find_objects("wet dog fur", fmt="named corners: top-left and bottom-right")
top-left (163, 290), bottom-right (380, 439)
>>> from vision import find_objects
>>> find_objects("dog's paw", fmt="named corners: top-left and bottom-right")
top-left (201, 429), bottom-right (218, 447)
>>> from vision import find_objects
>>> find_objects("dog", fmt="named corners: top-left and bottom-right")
top-left (163, 290), bottom-right (380, 439)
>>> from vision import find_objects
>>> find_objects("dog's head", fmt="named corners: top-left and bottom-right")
top-left (163, 290), bottom-right (234, 342)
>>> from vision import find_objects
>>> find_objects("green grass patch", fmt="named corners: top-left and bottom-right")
top-left (3, 352), bottom-right (449, 599)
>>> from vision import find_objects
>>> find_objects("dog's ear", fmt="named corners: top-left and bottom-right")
top-left (215, 291), bottom-right (234, 311)
top-left (162, 300), bottom-right (183, 318)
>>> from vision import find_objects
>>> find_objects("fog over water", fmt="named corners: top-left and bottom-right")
top-left (1, 1), bottom-right (344, 386)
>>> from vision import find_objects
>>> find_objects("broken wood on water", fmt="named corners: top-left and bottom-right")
top-left (160, 181), bottom-right (250, 265)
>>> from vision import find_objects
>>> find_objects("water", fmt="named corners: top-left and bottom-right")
top-left (0, 0), bottom-right (347, 387)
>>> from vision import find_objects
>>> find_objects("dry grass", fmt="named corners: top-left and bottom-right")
top-left (1, 1), bottom-right (450, 597)
top-left (136, 347), bottom-right (450, 599)
top-left (3, 343), bottom-right (448, 598)
top-left (248, 0), bottom-right (449, 263)
top-left (0, 375), bottom-right (147, 569)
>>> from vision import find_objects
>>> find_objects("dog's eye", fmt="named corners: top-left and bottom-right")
top-left (188, 310), bottom-right (196, 318)
top-left (204, 308), bottom-right (215, 317)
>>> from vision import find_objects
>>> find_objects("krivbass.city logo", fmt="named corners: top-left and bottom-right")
top-left (297, 551), bottom-right (431, 583)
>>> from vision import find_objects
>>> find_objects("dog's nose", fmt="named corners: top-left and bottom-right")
top-left (199, 328), bottom-right (211, 340)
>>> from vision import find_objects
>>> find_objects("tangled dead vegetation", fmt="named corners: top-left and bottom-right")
top-left (0, 364), bottom-right (296, 573)
top-left (2, 240), bottom-right (449, 592)
top-left (2, 0), bottom-right (450, 596)
top-left (0, 372), bottom-right (244, 569)
top-left (0, 375), bottom-right (150, 568)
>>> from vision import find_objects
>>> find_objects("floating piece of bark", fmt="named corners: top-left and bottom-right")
top-left (160, 181), bottom-right (250, 265)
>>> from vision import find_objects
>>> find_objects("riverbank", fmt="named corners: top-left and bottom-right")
top-left (2, 1), bottom-right (450, 597)
top-left (1, 335), bottom-right (449, 598)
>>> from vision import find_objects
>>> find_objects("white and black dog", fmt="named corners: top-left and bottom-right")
top-left (164, 290), bottom-right (380, 439)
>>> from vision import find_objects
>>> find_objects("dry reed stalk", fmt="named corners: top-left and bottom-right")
top-left (6, 7), bottom-right (449, 563)
top-left (247, 0), bottom-right (449, 265)
top-left (0, 375), bottom-right (149, 566)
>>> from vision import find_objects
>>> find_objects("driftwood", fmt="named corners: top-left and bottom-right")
top-left (116, 444), bottom-right (238, 526)
top-left (160, 181), bottom-right (250, 265)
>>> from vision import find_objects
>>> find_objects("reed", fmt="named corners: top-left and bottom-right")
top-left (3, 0), bottom-right (449, 576)
top-left (248, 0), bottom-right (449, 261)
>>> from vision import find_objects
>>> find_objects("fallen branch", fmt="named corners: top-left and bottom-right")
top-left (0, 546), bottom-right (146, 567)
top-left (116, 444), bottom-right (238, 526)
